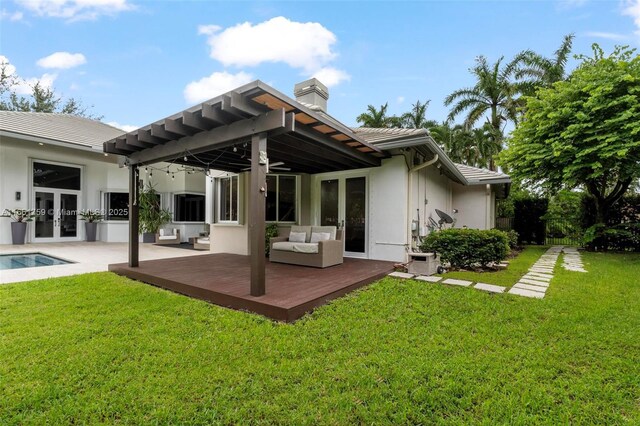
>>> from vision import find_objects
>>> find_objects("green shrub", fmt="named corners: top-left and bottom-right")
top-left (265, 223), bottom-right (279, 256)
top-left (584, 222), bottom-right (640, 252)
top-left (506, 230), bottom-right (519, 249)
top-left (420, 228), bottom-right (510, 269)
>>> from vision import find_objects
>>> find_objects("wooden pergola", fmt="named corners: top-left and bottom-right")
top-left (103, 80), bottom-right (385, 297)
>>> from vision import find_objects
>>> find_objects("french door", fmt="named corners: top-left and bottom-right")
top-left (31, 160), bottom-right (83, 243)
top-left (320, 176), bottom-right (367, 257)
top-left (33, 190), bottom-right (80, 242)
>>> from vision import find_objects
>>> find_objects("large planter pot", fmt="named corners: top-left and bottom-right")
top-left (142, 232), bottom-right (156, 243)
top-left (85, 222), bottom-right (98, 242)
top-left (11, 222), bottom-right (27, 245)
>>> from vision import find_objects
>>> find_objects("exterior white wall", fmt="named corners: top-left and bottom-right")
top-left (451, 183), bottom-right (493, 229)
top-left (367, 156), bottom-right (408, 261)
top-left (413, 165), bottom-right (452, 239)
top-left (0, 136), bottom-right (206, 244)
top-left (209, 172), bottom-right (249, 255)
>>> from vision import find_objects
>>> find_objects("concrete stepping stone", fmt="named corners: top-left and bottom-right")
top-left (519, 278), bottom-right (549, 287)
top-left (523, 274), bottom-right (551, 282)
top-left (414, 275), bottom-right (442, 283)
top-left (513, 283), bottom-right (547, 292)
top-left (527, 272), bottom-right (553, 280)
top-left (389, 271), bottom-right (414, 279)
top-left (508, 287), bottom-right (545, 299)
top-left (474, 283), bottom-right (506, 293)
top-left (442, 278), bottom-right (473, 287)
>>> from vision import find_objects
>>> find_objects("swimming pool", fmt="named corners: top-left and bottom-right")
top-left (0, 253), bottom-right (72, 270)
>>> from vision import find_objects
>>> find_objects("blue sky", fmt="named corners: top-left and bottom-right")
top-left (1, 0), bottom-right (639, 131)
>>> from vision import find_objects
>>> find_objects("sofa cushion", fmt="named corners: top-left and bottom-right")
top-left (290, 225), bottom-right (312, 242)
top-left (272, 241), bottom-right (319, 254)
top-left (158, 235), bottom-right (177, 240)
top-left (311, 226), bottom-right (336, 240)
top-left (159, 229), bottom-right (166, 237)
top-left (288, 231), bottom-right (307, 243)
top-left (310, 232), bottom-right (331, 243)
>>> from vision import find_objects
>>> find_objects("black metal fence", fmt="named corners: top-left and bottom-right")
top-left (495, 216), bottom-right (583, 246)
top-left (544, 217), bottom-right (583, 246)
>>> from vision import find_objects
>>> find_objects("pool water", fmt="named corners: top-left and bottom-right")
top-left (0, 253), bottom-right (72, 270)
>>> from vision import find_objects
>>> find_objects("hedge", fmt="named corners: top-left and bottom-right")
top-left (420, 228), bottom-right (510, 269)
top-left (513, 198), bottom-right (548, 245)
top-left (584, 223), bottom-right (640, 252)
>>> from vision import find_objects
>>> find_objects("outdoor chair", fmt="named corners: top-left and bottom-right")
top-left (155, 228), bottom-right (180, 245)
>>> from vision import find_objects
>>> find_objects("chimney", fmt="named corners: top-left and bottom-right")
top-left (294, 78), bottom-right (329, 112)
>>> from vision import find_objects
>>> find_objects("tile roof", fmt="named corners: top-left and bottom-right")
top-left (0, 111), bottom-right (124, 149)
top-left (352, 127), bottom-right (430, 144)
top-left (454, 162), bottom-right (511, 184)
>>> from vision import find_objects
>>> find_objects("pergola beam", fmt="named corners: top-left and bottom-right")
top-left (295, 124), bottom-right (380, 167)
top-left (128, 109), bottom-right (291, 165)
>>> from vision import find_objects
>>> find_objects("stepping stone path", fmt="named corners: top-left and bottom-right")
top-left (508, 246), bottom-right (562, 299)
top-left (389, 245), bottom-right (586, 300)
top-left (562, 247), bottom-right (587, 272)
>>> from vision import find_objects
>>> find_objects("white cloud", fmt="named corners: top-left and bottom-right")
top-left (1, 9), bottom-right (23, 21)
top-left (37, 52), bottom-right (87, 69)
top-left (0, 55), bottom-right (57, 95)
top-left (106, 121), bottom-right (138, 132)
top-left (200, 16), bottom-right (338, 73)
top-left (396, 96), bottom-right (405, 104)
top-left (622, 0), bottom-right (640, 36)
top-left (197, 24), bottom-right (221, 35)
top-left (584, 31), bottom-right (629, 40)
top-left (311, 67), bottom-right (350, 87)
top-left (15, 0), bottom-right (134, 21)
top-left (184, 71), bottom-right (254, 104)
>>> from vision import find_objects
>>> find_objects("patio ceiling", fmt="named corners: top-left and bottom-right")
top-left (103, 80), bottom-right (385, 173)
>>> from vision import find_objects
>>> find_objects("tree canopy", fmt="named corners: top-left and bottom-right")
top-left (502, 44), bottom-right (640, 223)
top-left (0, 61), bottom-right (99, 118)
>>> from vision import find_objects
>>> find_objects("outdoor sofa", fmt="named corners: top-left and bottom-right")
top-left (270, 225), bottom-right (343, 268)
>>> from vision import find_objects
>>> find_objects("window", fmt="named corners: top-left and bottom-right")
top-left (217, 175), bottom-right (238, 222)
top-left (33, 161), bottom-right (81, 190)
top-left (174, 193), bottom-right (205, 222)
top-left (266, 175), bottom-right (297, 222)
top-left (103, 192), bottom-right (129, 221)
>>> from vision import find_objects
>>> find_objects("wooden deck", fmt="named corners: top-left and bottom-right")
top-left (109, 254), bottom-right (394, 322)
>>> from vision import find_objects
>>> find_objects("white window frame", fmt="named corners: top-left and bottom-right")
top-left (266, 174), bottom-right (299, 224)
top-left (216, 175), bottom-right (239, 223)
top-left (101, 190), bottom-right (129, 222)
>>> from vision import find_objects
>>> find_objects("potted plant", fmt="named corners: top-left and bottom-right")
top-left (1, 208), bottom-right (36, 245)
top-left (79, 210), bottom-right (104, 242)
top-left (139, 185), bottom-right (172, 243)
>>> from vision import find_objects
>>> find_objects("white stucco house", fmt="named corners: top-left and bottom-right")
top-left (103, 78), bottom-right (510, 263)
top-left (0, 111), bottom-right (207, 245)
top-left (1, 79), bottom-right (509, 262)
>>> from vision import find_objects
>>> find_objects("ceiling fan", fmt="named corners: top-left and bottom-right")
top-left (228, 159), bottom-right (291, 172)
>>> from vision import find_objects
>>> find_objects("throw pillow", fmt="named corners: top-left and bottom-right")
top-left (310, 232), bottom-right (331, 243)
top-left (289, 231), bottom-right (307, 243)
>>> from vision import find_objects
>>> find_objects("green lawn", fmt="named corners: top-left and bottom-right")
top-left (1, 251), bottom-right (639, 424)
top-left (435, 245), bottom-right (549, 286)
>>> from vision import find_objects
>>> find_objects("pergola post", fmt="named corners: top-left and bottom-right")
top-left (128, 165), bottom-right (140, 267)
top-left (250, 133), bottom-right (267, 296)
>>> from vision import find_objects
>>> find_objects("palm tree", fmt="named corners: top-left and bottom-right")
top-left (356, 103), bottom-right (390, 127)
top-left (444, 56), bottom-right (520, 170)
top-left (513, 34), bottom-right (575, 95)
top-left (401, 100), bottom-right (435, 128)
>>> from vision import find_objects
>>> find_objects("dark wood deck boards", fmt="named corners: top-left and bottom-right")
top-left (108, 254), bottom-right (394, 322)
